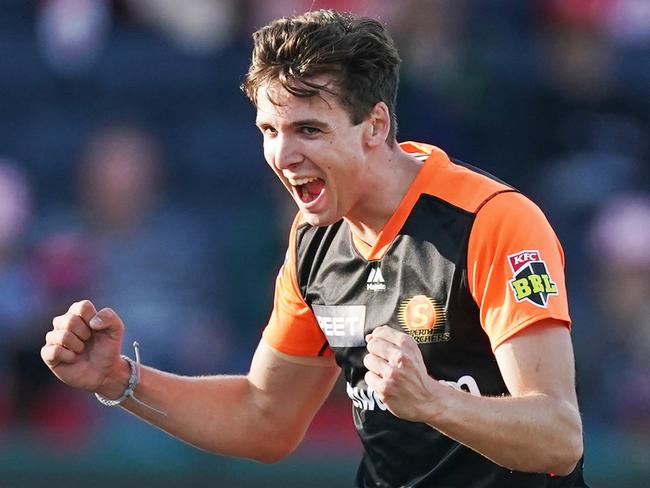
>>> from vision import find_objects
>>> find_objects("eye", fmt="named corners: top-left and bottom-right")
top-left (259, 126), bottom-right (277, 139)
top-left (300, 126), bottom-right (321, 136)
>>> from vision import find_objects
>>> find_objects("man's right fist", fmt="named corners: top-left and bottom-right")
top-left (41, 300), bottom-right (127, 397)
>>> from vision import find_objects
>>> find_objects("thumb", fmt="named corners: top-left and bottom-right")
top-left (89, 308), bottom-right (124, 338)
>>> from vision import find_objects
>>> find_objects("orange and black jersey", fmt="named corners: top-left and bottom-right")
top-left (264, 143), bottom-right (587, 487)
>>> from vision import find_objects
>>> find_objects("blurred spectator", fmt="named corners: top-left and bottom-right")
top-left (36, 0), bottom-right (110, 76)
top-left (78, 123), bottom-right (162, 235)
top-left (0, 160), bottom-right (41, 432)
top-left (10, 231), bottom-right (97, 447)
top-left (0, 1), bottom-right (647, 484)
top-left (542, 0), bottom-right (650, 47)
top-left (123, 0), bottom-right (239, 54)
top-left (40, 123), bottom-right (237, 374)
top-left (245, 0), bottom-right (397, 28)
top-left (534, 0), bottom-right (649, 156)
top-left (390, 0), bottom-right (474, 156)
top-left (585, 194), bottom-right (650, 436)
top-left (0, 161), bottom-right (94, 449)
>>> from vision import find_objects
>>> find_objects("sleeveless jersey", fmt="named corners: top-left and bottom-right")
top-left (263, 142), bottom-right (587, 487)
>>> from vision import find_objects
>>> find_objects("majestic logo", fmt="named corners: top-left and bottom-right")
top-left (508, 250), bottom-right (558, 307)
top-left (346, 383), bottom-right (387, 411)
top-left (313, 304), bottom-right (366, 347)
top-left (398, 295), bottom-right (449, 344)
top-left (366, 266), bottom-right (386, 291)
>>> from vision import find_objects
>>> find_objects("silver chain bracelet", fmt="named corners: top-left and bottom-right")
top-left (94, 341), bottom-right (167, 416)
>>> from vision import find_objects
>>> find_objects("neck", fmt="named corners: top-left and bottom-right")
top-left (345, 145), bottom-right (422, 246)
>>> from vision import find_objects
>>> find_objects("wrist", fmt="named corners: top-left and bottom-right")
top-left (93, 342), bottom-right (166, 416)
top-left (420, 378), bottom-right (451, 426)
top-left (96, 357), bottom-right (130, 400)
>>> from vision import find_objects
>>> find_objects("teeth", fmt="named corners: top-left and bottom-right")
top-left (288, 176), bottom-right (318, 186)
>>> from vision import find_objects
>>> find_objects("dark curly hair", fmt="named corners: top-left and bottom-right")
top-left (242, 9), bottom-right (402, 144)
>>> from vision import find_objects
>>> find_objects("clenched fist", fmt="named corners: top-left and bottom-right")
top-left (363, 325), bottom-right (442, 423)
top-left (41, 300), bottom-right (127, 398)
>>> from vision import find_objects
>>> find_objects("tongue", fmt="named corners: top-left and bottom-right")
top-left (303, 178), bottom-right (325, 196)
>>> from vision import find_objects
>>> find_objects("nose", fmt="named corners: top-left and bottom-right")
top-left (269, 133), bottom-right (303, 170)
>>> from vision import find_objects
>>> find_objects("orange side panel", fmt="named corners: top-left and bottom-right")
top-left (262, 212), bottom-right (332, 357)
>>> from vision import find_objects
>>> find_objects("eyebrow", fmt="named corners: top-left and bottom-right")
top-left (292, 118), bottom-right (330, 128)
top-left (255, 118), bottom-right (331, 130)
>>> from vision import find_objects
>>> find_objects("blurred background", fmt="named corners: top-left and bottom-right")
top-left (0, 0), bottom-right (648, 486)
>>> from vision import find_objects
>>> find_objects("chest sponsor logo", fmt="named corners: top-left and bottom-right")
top-left (313, 304), bottom-right (366, 347)
top-left (508, 250), bottom-right (558, 307)
top-left (398, 295), bottom-right (449, 344)
top-left (439, 375), bottom-right (481, 396)
top-left (346, 382), bottom-right (387, 411)
top-left (348, 375), bottom-right (481, 411)
top-left (366, 265), bottom-right (386, 291)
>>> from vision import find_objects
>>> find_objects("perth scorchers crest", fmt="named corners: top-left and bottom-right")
top-left (398, 295), bottom-right (449, 343)
top-left (508, 250), bottom-right (558, 307)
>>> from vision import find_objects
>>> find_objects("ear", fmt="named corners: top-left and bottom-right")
top-left (364, 102), bottom-right (391, 148)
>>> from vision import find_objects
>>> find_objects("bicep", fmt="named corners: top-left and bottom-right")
top-left (247, 340), bottom-right (340, 432)
top-left (494, 319), bottom-right (577, 405)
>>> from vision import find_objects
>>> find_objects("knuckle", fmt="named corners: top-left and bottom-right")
top-left (383, 368), bottom-right (394, 382)
top-left (61, 330), bottom-right (75, 345)
top-left (52, 314), bottom-right (69, 329)
top-left (72, 321), bottom-right (92, 339)
top-left (97, 307), bottom-right (116, 321)
top-left (67, 333), bottom-right (83, 352)
top-left (406, 336), bottom-right (418, 350)
top-left (362, 354), bottom-right (371, 368)
top-left (79, 300), bottom-right (96, 314)
top-left (72, 299), bottom-right (96, 317)
top-left (53, 344), bottom-right (73, 360)
top-left (103, 307), bottom-right (116, 317)
top-left (46, 329), bottom-right (60, 344)
top-left (392, 351), bottom-right (405, 366)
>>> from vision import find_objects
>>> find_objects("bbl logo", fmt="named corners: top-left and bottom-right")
top-left (398, 295), bottom-right (449, 344)
top-left (508, 250), bottom-right (558, 307)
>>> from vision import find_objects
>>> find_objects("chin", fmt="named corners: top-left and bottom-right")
top-left (299, 210), bottom-right (338, 227)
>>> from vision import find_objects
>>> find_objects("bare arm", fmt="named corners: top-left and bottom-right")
top-left (364, 320), bottom-right (583, 475)
top-left (42, 301), bottom-right (340, 463)
top-left (116, 343), bottom-right (339, 462)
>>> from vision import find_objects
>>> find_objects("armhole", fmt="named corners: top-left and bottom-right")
top-left (265, 342), bottom-right (336, 367)
top-left (467, 190), bottom-right (518, 300)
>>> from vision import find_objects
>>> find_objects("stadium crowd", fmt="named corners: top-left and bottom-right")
top-left (0, 1), bottom-right (648, 486)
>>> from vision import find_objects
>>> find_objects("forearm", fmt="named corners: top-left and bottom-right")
top-left (43, 303), bottom-right (335, 462)
top-left (98, 362), bottom-right (299, 462)
top-left (428, 387), bottom-right (583, 475)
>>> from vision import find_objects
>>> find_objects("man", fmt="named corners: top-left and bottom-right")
top-left (42, 9), bottom-right (587, 487)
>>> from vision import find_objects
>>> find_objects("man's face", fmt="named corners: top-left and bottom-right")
top-left (255, 79), bottom-right (371, 227)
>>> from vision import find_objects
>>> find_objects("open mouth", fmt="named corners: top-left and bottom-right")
top-left (289, 176), bottom-right (326, 205)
